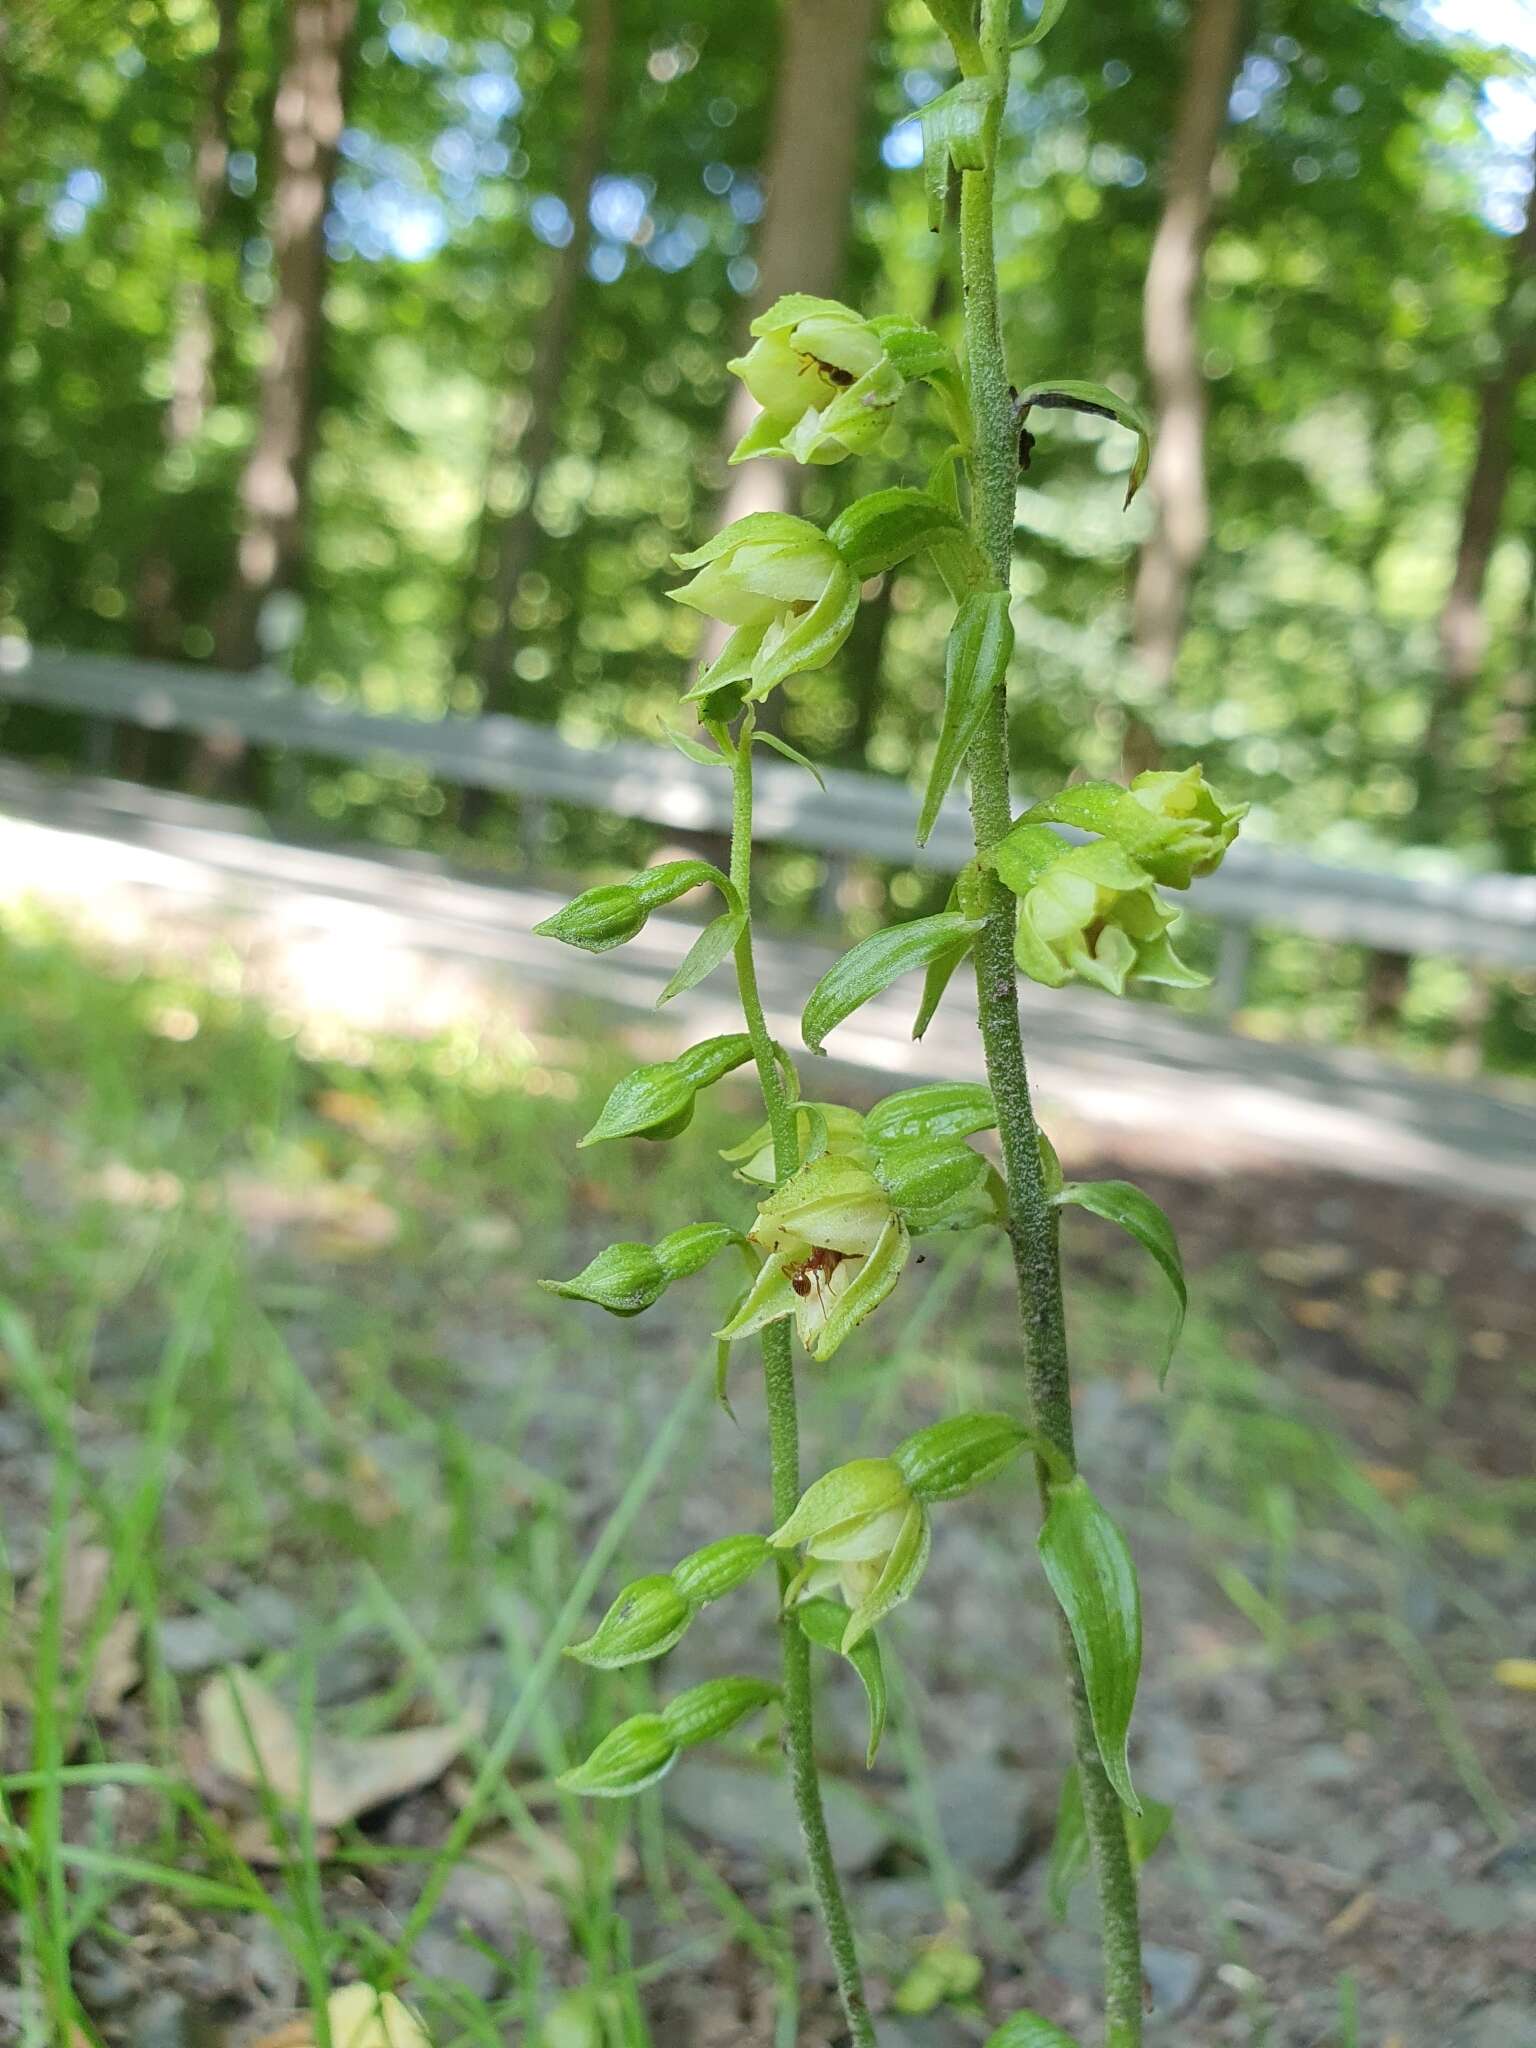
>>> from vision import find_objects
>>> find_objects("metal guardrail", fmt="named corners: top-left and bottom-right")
top-left (2, 642), bottom-right (1534, 983)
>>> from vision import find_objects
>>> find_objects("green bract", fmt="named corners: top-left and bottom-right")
top-left (1021, 764), bottom-right (1247, 889)
top-left (671, 511), bottom-right (859, 704)
top-left (989, 824), bottom-right (1205, 997)
top-left (727, 295), bottom-right (905, 466)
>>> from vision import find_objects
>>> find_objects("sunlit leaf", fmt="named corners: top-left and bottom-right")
top-left (803, 911), bottom-right (984, 1054)
top-left (1037, 1479), bottom-right (1142, 1812)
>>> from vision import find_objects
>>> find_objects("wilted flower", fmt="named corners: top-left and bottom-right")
top-left (1019, 763), bottom-right (1247, 890)
top-left (1121, 765), bottom-right (1247, 886)
top-left (715, 1155), bottom-right (910, 1362)
top-left (991, 825), bottom-right (1205, 997)
top-left (770, 1458), bottom-right (931, 1651)
top-left (670, 511), bottom-right (859, 704)
top-left (728, 294), bottom-right (905, 466)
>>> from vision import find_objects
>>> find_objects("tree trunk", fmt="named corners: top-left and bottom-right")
top-left (213, 0), bottom-right (356, 675)
top-left (1128, 0), bottom-right (1244, 736)
top-left (1489, 533), bottom-right (1536, 871)
top-left (0, 20), bottom-right (22, 598)
top-left (1418, 132), bottom-right (1536, 825)
top-left (466, 0), bottom-right (615, 710)
top-left (135, 0), bottom-right (241, 666)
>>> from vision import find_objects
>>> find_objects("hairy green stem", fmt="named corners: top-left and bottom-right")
top-left (955, 7), bottom-right (1145, 2043)
top-left (727, 723), bottom-right (878, 2048)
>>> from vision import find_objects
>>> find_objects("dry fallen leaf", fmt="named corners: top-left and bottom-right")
top-left (0, 1540), bottom-right (142, 1717)
top-left (1324, 1888), bottom-right (1377, 1941)
top-left (253, 1986), bottom-right (431, 2048)
top-left (1494, 1657), bottom-right (1536, 1692)
top-left (198, 1668), bottom-right (483, 1829)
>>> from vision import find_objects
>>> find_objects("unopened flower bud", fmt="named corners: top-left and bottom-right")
top-left (892, 1412), bottom-right (1035, 1504)
top-left (566, 1575), bottom-right (693, 1669)
top-left (659, 1674), bottom-right (778, 1749)
top-left (558, 1712), bottom-right (678, 1798)
top-left (672, 1532), bottom-right (773, 1606)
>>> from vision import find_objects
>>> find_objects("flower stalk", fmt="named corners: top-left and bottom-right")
top-left (725, 715), bottom-right (878, 2047)
top-left (954, 0), bottom-right (1145, 2038)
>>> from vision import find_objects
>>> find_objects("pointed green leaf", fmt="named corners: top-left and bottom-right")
top-left (866, 1083), bottom-right (995, 1147)
top-left (1038, 1478), bottom-right (1142, 1812)
top-left (580, 1035), bottom-right (754, 1147)
top-left (752, 728), bottom-right (827, 790)
top-left (660, 1674), bottom-right (778, 1749)
top-left (911, 886), bottom-right (975, 1041)
top-left (918, 590), bottom-right (1015, 845)
top-left (1052, 1180), bottom-right (1186, 1382)
top-left (984, 2016), bottom-right (1080, 2048)
top-left (826, 488), bottom-right (969, 581)
top-left (1015, 0), bottom-right (1070, 48)
top-left (798, 1597), bottom-right (888, 1766)
top-left (803, 911), bottom-right (984, 1054)
top-left (1046, 1763), bottom-right (1173, 1921)
top-left (1016, 380), bottom-right (1152, 508)
top-left (657, 904), bottom-right (745, 1005)
top-left (664, 725), bottom-right (729, 768)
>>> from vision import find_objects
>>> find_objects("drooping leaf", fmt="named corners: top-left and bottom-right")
top-left (1046, 1762), bottom-right (1173, 1922)
top-left (663, 725), bottom-right (728, 768)
top-left (579, 1036), bottom-right (755, 1147)
top-left (657, 905), bottom-right (745, 1006)
top-left (918, 589), bottom-right (1014, 844)
top-left (803, 911), bottom-right (983, 1054)
top-left (1051, 1180), bottom-right (1186, 1382)
top-left (1015, 380), bottom-right (1152, 508)
top-left (1014, 0), bottom-right (1070, 48)
top-left (1037, 1479), bottom-right (1142, 1812)
top-left (798, 1597), bottom-right (888, 1767)
top-left (752, 727), bottom-right (826, 790)
top-left (826, 488), bottom-right (968, 581)
top-left (911, 885), bottom-right (977, 1040)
